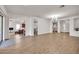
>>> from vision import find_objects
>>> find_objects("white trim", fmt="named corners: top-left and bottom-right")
top-left (0, 5), bottom-right (7, 16)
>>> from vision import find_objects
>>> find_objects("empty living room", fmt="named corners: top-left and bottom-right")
top-left (0, 5), bottom-right (79, 54)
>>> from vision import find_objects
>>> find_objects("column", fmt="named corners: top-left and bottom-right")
top-left (57, 20), bottom-right (60, 33)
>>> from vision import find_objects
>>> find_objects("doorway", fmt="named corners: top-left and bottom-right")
top-left (60, 20), bottom-right (69, 33)
top-left (15, 23), bottom-right (25, 36)
top-left (52, 17), bottom-right (58, 33)
top-left (33, 19), bottom-right (38, 36)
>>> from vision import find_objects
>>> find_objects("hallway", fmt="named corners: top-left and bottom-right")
top-left (0, 33), bottom-right (79, 54)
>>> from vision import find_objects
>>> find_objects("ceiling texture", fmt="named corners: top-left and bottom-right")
top-left (4, 5), bottom-right (79, 18)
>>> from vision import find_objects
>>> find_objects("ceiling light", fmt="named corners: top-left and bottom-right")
top-left (60, 5), bottom-right (65, 8)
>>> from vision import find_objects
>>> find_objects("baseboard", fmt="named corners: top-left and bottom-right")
top-left (38, 33), bottom-right (50, 36)
top-left (60, 32), bottom-right (69, 34)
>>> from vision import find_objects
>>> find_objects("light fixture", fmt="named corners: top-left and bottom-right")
top-left (60, 5), bottom-right (65, 8)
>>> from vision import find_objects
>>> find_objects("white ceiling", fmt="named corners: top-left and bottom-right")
top-left (4, 5), bottom-right (79, 18)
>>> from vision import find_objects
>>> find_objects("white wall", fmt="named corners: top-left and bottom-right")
top-left (59, 16), bottom-right (79, 37)
top-left (3, 16), bottom-right (9, 40)
top-left (74, 18), bottom-right (79, 28)
top-left (9, 15), bottom-right (79, 38)
top-left (9, 19), bottom-right (16, 32)
top-left (70, 17), bottom-right (79, 37)
top-left (49, 18), bottom-right (69, 33)
top-left (25, 16), bottom-right (51, 36)
top-left (0, 6), bottom-right (9, 40)
top-left (9, 16), bottom-right (34, 36)
top-left (38, 17), bottom-right (50, 35)
top-left (60, 20), bottom-right (69, 32)
top-left (25, 17), bottom-right (34, 36)
top-left (49, 19), bottom-right (53, 33)
top-left (25, 17), bottom-right (50, 36)
top-left (9, 17), bottom-right (26, 32)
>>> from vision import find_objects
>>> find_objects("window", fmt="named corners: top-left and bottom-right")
top-left (16, 24), bottom-right (21, 31)
top-left (0, 15), bottom-right (3, 42)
